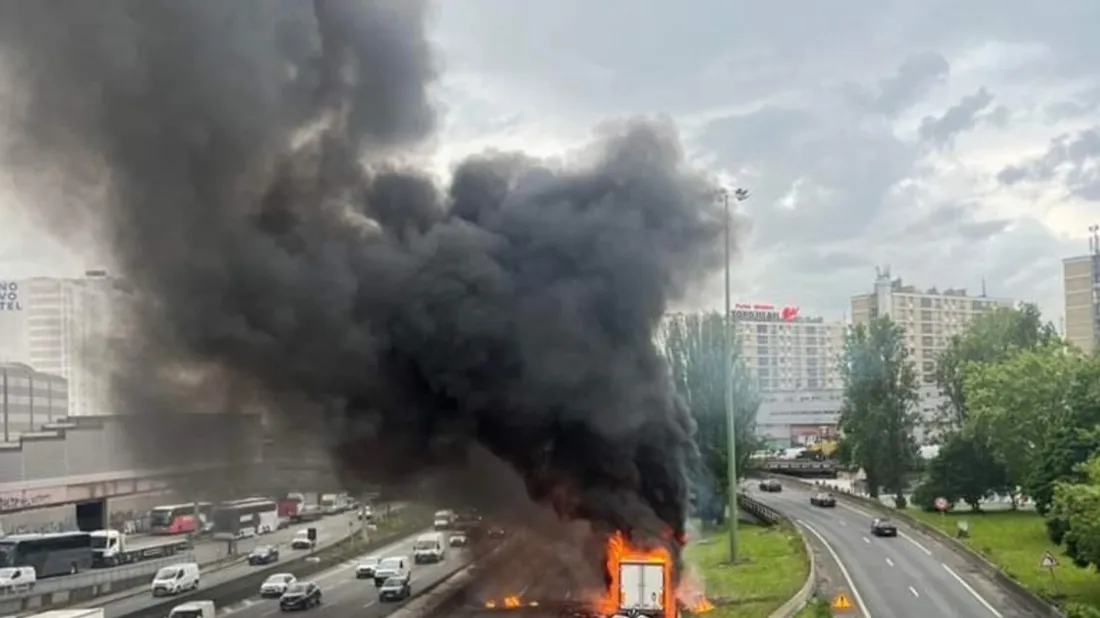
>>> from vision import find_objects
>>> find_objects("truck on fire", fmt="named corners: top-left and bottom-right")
top-left (90, 529), bottom-right (191, 567)
top-left (615, 560), bottom-right (668, 618)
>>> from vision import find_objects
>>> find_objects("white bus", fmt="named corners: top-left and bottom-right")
top-left (212, 498), bottom-right (279, 539)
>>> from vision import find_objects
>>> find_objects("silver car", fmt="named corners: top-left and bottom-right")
top-left (260, 573), bottom-right (296, 598)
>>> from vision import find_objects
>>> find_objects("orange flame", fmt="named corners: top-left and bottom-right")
top-left (688, 598), bottom-right (715, 613)
top-left (595, 531), bottom-right (676, 618)
top-left (483, 594), bottom-right (539, 610)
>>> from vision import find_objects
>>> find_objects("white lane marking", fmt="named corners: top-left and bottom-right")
top-left (942, 563), bottom-right (1003, 617)
top-left (798, 520), bottom-right (873, 618)
top-left (838, 520), bottom-right (847, 526)
top-left (908, 585), bottom-right (919, 597)
top-left (885, 557), bottom-right (894, 567)
top-left (839, 501), bottom-right (875, 518)
top-left (902, 533), bottom-right (933, 556)
top-left (862, 536), bottom-right (870, 544)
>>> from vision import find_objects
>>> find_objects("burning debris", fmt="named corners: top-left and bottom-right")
top-left (0, 0), bottom-right (729, 590)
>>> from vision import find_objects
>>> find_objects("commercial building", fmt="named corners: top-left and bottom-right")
top-left (0, 363), bottom-right (68, 442)
top-left (1063, 229), bottom-right (1100, 354)
top-left (850, 267), bottom-right (1014, 384)
top-left (0, 271), bottom-right (127, 417)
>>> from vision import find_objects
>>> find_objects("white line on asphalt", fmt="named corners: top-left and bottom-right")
top-left (942, 563), bottom-right (1003, 617)
top-left (798, 519), bottom-right (872, 618)
top-left (902, 533), bottom-right (933, 556)
top-left (862, 536), bottom-right (870, 544)
top-left (908, 585), bottom-right (919, 597)
top-left (885, 558), bottom-right (894, 567)
top-left (838, 520), bottom-right (847, 526)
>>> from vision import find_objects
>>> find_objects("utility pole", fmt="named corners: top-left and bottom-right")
top-left (719, 186), bottom-right (750, 563)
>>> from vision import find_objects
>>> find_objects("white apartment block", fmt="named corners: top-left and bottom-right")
top-left (1063, 230), bottom-right (1100, 354)
top-left (0, 271), bottom-right (126, 417)
top-left (733, 302), bottom-right (846, 392)
top-left (850, 267), bottom-right (1014, 385)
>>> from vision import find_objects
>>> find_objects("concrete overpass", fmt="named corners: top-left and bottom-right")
top-left (756, 458), bottom-right (839, 479)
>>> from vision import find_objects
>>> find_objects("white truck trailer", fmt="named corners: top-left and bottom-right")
top-left (90, 529), bottom-right (191, 567)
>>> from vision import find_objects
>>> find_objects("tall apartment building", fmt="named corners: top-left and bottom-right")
top-left (850, 267), bottom-right (1015, 384)
top-left (0, 271), bottom-right (127, 417)
top-left (732, 303), bottom-right (846, 392)
top-left (0, 363), bottom-right (68, 441)
top-left (1063, 229), bottom-right (1100, 354)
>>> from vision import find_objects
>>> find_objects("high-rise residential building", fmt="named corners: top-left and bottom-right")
top-left (1063, 229), bottom-right (1100, 354)
top-left (731, 302), bottom-right (846, 392)
top-left (850, 267), bottom-right (1015, 385)
top-left (0, 271), bottom-right (127, 417)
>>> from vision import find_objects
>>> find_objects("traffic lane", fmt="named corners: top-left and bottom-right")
top-left (223, 539), bottom-right (472, 618)
top-left (756, 485), bottom-right (1017, 618)
top-left (90, 511), bottom-right (411, 618)
top-left (834, 498), bottom-right (1034, 618)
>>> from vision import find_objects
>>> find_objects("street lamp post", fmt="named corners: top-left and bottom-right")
top-left (719, 186), bottom-right (750, 563)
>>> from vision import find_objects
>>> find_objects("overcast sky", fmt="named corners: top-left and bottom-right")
top-left (430, 0), bottom-right (1099, 323)
top-left (3, 1), bottom-right (1098, 324)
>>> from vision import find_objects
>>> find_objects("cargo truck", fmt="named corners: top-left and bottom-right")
top-left (168, 600), bottom-right (215, 618)
top-left (90, 529), bottom-right (192, 567)
top-left (616, 560), bottom-right (669, 618)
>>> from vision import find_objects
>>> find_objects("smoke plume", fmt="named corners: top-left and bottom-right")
top-left (0, 0), bottom-right (725, 568)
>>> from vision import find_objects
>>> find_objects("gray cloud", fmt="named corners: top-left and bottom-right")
top-left (919, 88), bottom-right (995, 148)
top-left (997, 128), bottom-right (1100, 200)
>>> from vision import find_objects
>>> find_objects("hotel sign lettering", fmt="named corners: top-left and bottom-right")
top-left (0, 282), bottom-right (22, 312)
top-left (733, 303), bottom-right (800, 322)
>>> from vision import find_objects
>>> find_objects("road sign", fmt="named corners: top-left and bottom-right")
top-left (1041, 551), bottom-right (1058, 569)
top-left (831, 590), bottom-right (853, 610)
top-left (934, 496), bottom-right (949, 511)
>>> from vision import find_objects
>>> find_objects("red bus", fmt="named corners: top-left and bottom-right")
top-left (148, 502), bottom-right (213, 535)
top-left (276, 493), bottom-right (304, 518)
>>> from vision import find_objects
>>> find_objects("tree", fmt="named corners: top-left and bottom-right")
top-left (912, 432), bottom-right (1009, 511)
top-left (837, 316), bottom-right (919, 503)
top-left (659, 312), bottom-right (760, 522)
top-left (934, 303), bottom-right (1057, 428)
top-left (1049, 454), bottom-right (1100, 570)
top-left (962, 343), bottom-right (1079, 497)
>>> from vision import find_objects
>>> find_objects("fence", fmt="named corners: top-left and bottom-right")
top-left (0, 553), bottom-right (196, 599)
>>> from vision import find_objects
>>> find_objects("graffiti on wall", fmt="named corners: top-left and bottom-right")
top-left (0, 488), bottom-right (66, 513)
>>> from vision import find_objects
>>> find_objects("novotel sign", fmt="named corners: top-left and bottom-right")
top-left (0, 282), bottom-right (21, 312)
top-left (732, 303), bottom-right (800, 322)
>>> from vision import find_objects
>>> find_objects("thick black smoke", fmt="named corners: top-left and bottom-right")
top-left (0, 0), bottom-right (724, 565)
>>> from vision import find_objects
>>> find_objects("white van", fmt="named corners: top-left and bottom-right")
top-left (150, 562), bottom-right (201, 596)
top-left (412, 532), bottom-right (446, 564)
top-left (0, 566), bottom-right (36, 593)
top-left (168, 600), bottom-right (216, 618)
top-left (291, 529), bottom-right (315, 550)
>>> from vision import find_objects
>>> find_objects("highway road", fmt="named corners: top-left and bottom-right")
top-left (216, 532), bottom-right (474, 618)
top-left (747, 481), bottom-right (1036, 618)
top-left (73, 506), bottom-right (405, 617)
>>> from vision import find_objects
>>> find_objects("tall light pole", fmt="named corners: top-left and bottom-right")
top-left (719, 186), bottom-right (750, 563)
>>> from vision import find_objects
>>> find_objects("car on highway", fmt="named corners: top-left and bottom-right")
top-left (248, 544), bottom-right (280, 565)
top-left (809, 492), bottom-right (837, 507)
top-left (260, 573), bottom-right (297, 598)
top-left (870, 517), bottom-right (898, 537)
top-left (449, 533), bottom-right (468, 547)
top-left (279, 581), bottom-right (322, 611)
top-left (378, 575), bottom-right (412, 602)
top-left (355, 556), bottom-right (381, 579)
top-left (758, 479), bottom-right (782, 492)
top-left (373, 555), bottom-right (410, 587)
top-left (487, 525), bottom-right (506, 539)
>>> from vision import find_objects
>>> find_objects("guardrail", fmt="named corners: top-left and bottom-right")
top-left (0, 505), bottom-right (409, 616)
top-left (765, 473), bottom-right (1065, 618)
top-left (737, 492), bottom-right (783, 525)
top-left (112, 507), bottom-right (432, 618)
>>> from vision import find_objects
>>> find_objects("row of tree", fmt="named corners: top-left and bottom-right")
top-left (658, 312), bottom-right (760, 523)
top-left (836, 303), bottom-right (1100, 570)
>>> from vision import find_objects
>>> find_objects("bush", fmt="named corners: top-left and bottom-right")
top-left (1065, 602), bottom-right (1100, 618)
top-left (893, 495), bottom-right (908, 509)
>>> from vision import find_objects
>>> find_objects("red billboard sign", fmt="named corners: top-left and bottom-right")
top-left (732, 303), bottom-right (800, 322)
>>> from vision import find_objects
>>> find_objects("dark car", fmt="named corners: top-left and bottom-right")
top-left (248, 544), bottom-right (279, 566)
top-left (378, 576), bottom-right (412, 602)
top-left (280, 582), bottom-right (322, 611)
top-left (758, 479), bottom-right (782, 493)
top-left (487, 526), bottom-right (505, 539)
top-left (810, 492), bottom-right (837, 507)
top-left (870, 518), bottom-right (898, 537)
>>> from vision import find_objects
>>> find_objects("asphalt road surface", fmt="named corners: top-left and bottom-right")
top-left (216, 532), bottom-right (473, 618)
top-left (748, 482), bottom-right (1036, 618)
top-left (75, 507), bottom-right (405, 618)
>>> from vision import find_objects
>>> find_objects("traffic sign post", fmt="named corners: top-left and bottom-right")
top-left (831, 590), bottom-right (854, 612)
top-left (1041, 551), bottom-right (1060, 596)
top-left (934, 496), bottom-right (949, 532)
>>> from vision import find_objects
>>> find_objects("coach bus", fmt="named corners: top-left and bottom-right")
top-left (149, 502), bottom-right (214, 535)
top-left (212, 498), bottom-right (279, 539)
top-left (0, 531), bottom-right (93, 577)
